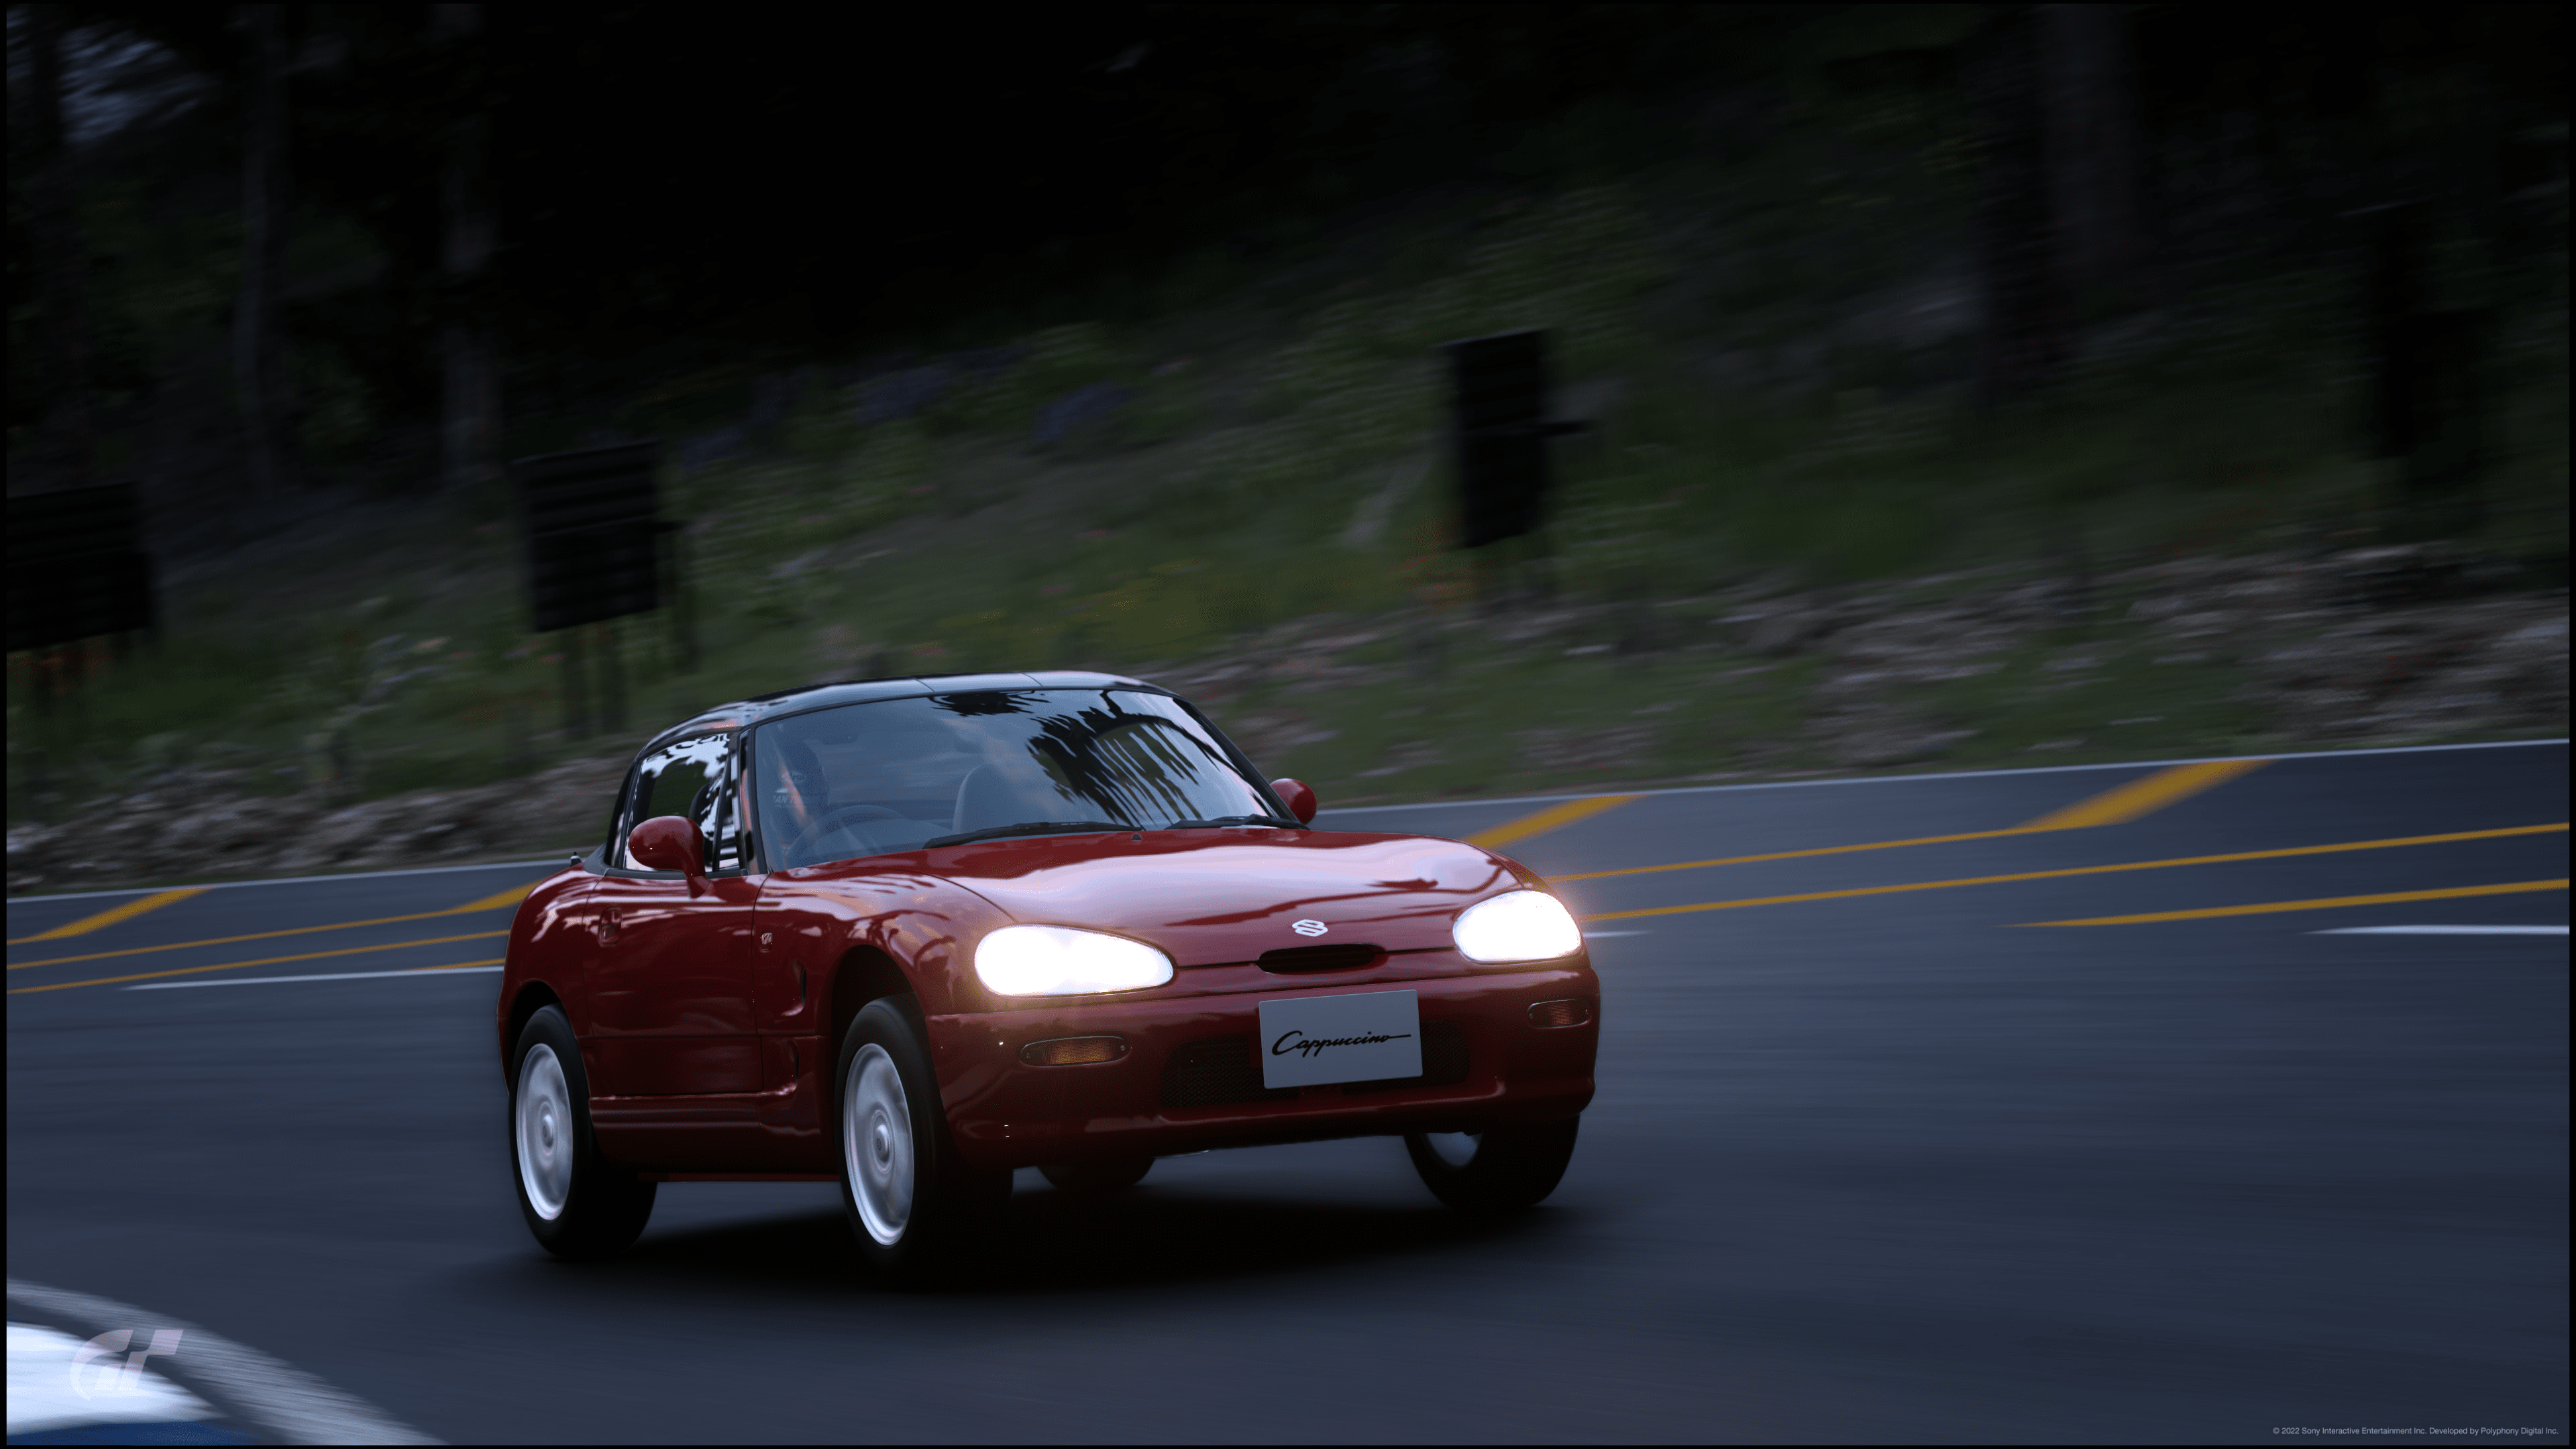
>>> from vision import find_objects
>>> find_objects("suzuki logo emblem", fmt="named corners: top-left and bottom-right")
top-left (1291, 919), bottom-right (1328, 936)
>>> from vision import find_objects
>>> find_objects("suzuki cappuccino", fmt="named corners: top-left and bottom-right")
top-left (496, 672), bottom-right (1599, 1275)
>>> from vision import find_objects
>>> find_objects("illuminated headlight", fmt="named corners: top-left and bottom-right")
top-left (1451, 890), bottom-right (1585, 963)
top-left (975, 925), bottom-right (1174, 997)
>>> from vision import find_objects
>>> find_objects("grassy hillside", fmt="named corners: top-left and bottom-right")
top-left (8, 94), bottom-right (2567, 826)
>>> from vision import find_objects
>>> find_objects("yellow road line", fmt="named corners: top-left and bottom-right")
top-left (8, 878), bottom-right (545, 970)
top-left (1579, 823), bottom-right (2570, 922)
top-left (1469, 795), bottom-right (1641, 851)
top-left (2017, 758), bottom-right (2269, 830)
top-left (125, 959), bottom-right (509, 991)
top-left (455, 881), bottom-right (539, 912)
top-left (1551, 826), bottom-right (2042, 883)
top-left (1551, 761), bottom-right (2278, 884)
top-left (2023, 879), bottom-right (2569, 926)
top-left (7, 930), bottom-right (511, 995)
top-left (7, 888), bottom-right (207, 945)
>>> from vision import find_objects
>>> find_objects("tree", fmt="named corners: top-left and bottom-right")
top-left (232, 1), bottom-right (296, 500)
top-left (23, 3), bottom-right (97, 492)
top-left (1969, 4), bottom-right (2066, 403)
top-left (435, 3), bottom-right (496, 495)
top-left (2039, 3), bottom-right (2143, 315)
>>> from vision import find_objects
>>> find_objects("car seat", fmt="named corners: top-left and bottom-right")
top-left (951, 758), bottom-right (1081, 836)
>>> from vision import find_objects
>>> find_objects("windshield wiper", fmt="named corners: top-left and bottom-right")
top-left (923, 820), bottom-right (1132, 849)
top-left (1163, 814), bottom-right (1302, 829)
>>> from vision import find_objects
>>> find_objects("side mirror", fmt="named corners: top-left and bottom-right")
top-left (1270, 777), bottom-right (1318, 825)
top-left (629, 815), bottom-right (708, 893)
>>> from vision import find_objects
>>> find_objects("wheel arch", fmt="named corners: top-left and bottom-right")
top-left (824, 945), bottom-right (916, 1059)
top-left (502, 980), bottom-right (566, 1084)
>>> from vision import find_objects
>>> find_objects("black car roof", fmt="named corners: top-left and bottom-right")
top-left (637, 670), bottom-right (1159, 757)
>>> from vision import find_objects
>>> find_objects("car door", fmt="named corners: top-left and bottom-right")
top-left (588, 732), bottom-right (763, 1095)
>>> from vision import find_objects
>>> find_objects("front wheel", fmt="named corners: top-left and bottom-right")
top-left (838, 996), bottom-right (1010, 1281)
top-left (511, 1006), bottom-right (655, 1258)
top-left (1403, 1119), bottom-right (1580, 1212)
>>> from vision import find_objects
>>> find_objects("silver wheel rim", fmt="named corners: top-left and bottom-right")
top-left (1425, 1132), bottom-right (1481, 1169)
top-left (843, 1044), bottom-right (916, 1246)
top-left (516, 1044), bottom-right (574, 1221)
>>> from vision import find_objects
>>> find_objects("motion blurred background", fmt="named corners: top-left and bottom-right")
top-left (5, 3), bottom-right (2566, 893)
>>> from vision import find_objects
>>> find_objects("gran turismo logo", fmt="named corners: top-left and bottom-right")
top-left (68, 1328), bottom-right (184, 1399)
top-left (1291, 919), bottom-right (1328, 936)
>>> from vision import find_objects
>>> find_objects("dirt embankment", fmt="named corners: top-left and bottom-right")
top-left (7, 755), bottom-right (629, 895)
top-left (1165, 544), bottom-right (2566, 782)
top-left (9, 545), bottom-right (2563, 896)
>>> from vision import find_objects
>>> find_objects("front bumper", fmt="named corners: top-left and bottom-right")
top-left (927, 956), bottom-right (1599, 1171)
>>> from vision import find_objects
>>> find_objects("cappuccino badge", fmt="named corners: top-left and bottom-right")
top-left (1258, 989), bottom-right (1423, 1089)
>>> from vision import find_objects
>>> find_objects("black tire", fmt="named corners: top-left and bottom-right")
top-left (510, 1006), bottom-right (656, 1259)
top-left (1403, 1119), bottom-right (1580, 1212)
top-left (836, 996), bottom-right (1011, 1281)
top-left (1039, 1156), bottom-right (1153, 1194)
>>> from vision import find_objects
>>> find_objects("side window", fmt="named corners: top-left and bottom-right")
top-left (618, 734), bottom-right (741, 871)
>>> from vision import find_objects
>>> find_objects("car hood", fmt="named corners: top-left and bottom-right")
top-left (836, 828), bottom-right (1534, 967)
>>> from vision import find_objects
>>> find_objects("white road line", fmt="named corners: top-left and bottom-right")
top-left (1318, 737), bottom-right (2569, 816)
top-left (5, 1279), bottom-right (439, 1445)
top-left (125, 966), bottom-right (504, 991)
top-left (2310, 924), bottom-right (2569, 936)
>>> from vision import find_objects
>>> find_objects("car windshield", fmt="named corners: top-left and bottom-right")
top-left (751, 688), bottom-right (1281, 869)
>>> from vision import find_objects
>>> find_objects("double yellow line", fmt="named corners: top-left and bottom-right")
top-left (9, 880), bottom-right (537, 971)
top-left (1474, 762), bottom-right (2562, 928)
top-left (15, 758), bottom-right (2558, 992)
top-left (1548, 760), bottom-right (2268, 883)
top-left (1578, 825), bottom-right (2569, 924)
top-left (7, 880), bottom-right (541, 996)
top-left (8, 888), bottom-right (210, 944)
top-left (9, 932), bottom-right (514, 995)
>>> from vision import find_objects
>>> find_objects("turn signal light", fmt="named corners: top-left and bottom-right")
top-left (1527, 998), bottom-right (1591, 1028)
top-left (1020, 1036), bottom-right (1128, 1066)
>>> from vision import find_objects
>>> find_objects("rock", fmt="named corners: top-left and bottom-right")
top-left (1821, 721), bottom-right (1979, 767)
top-left (1732, 608), bottom-right (1839, 656)
top-left (2329, 543), bottom-right (2470, 607)
top-left (1514, 726), bottom-right (1658, 775)
top-left (6, 756), bottom-right (629, 894)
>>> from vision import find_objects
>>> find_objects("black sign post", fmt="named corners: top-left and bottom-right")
top-left (511, 442), bottom-right (684, 737)
top-left (6, 484), bottom-right (155, 656)
top-left (7, 484), bottom-right (154, 819)
top-left (2359, 202), bottom-right (2486, 540)
top-left (1442, 330), bottom-right (1588, 603)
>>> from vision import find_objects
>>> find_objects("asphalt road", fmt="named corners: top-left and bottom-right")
top-left (8, 743), bottom-right (2567, 1444)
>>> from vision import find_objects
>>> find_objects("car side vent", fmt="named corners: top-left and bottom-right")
top-left (1160, 1036), bottom-right (1299, 1110)
top-left (1256, 943), bottom-right (1384, 973)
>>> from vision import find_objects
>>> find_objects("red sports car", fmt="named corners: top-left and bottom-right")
top-left (496, 672), bottom-right (1599, 1273)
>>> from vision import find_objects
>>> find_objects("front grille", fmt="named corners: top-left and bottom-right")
top-left (1257, 943), bottom-right (1383, 973)
top-left (1158, 1020), bottom-right (1470, 1110)
top-left (1159, 1036), bottom-right (1297, 1109)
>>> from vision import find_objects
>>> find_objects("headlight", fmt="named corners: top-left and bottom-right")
top-left (1451, 890), bottom-right (1585, 963)
top-left (975, 924), bottom-right (1174, 996)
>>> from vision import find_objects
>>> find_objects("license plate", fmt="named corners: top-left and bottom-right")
top-left (1257, 989), bottom-right (1422, 1089)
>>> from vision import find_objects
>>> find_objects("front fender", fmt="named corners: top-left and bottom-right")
top-left (496, 865), bottom-right (595, 1078)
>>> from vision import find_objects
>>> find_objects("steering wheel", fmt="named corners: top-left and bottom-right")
top-left (785, 802), bottom-right (902, 863)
